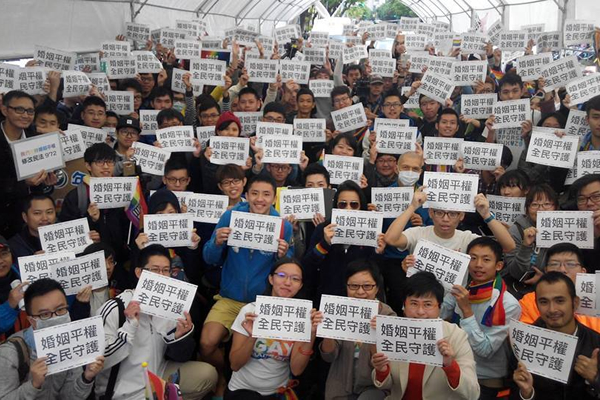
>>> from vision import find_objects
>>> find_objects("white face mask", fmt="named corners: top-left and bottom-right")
top-left (398, 170), bottom-right (420, 187)
top-left (33, 313), bottom-right (71, 330)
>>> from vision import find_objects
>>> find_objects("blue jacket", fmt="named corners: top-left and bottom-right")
top-left (203, 202), bottom-right (294, 303)
top-left (0, 265), bottom-right (21, 334)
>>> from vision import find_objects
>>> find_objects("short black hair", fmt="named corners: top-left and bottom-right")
top-left (525, 184), bottom-right (558, 210)
top-left (34, 104), bottom-right (61, 121)
top-left (303, 163), bottom-right (330, 186)
top-left (22, 194), bottom-right (55, 214)
top-left (150, 86), bottom-right (174, 103)
top-left (164, 157), bottom-right (189, 176)
top-left (24, 278), bottom-right (66, 315)
top-left (216, 164), bottom-right (246, 183)
top-left (81, 96), bottom-right (107, 112)
top-left (330, 85), bottom-right (351, 105)
top-left (296, 87), bottom-right (315, 102)
top-left (536, 271), bottom-right (577, 301)
top-left (264, 257), bottom-right (304, 297)
top-left (82, 242), bottom-right (116, 261)
top-left (574, 173), bottom-right (600, 197)
top-left (84, 143), bottom-right (117, 164)
top-left (137, 244), bottom-right (171, 270)
top-left (333, 180), bottom-right (367, 211)
top-left (119, 78), bottom-right (143, 93)
top-left (263, 102), bottom-right (286, 118)
top-left (383, 89), bottom-right (402, 102)
top-left (157, 108), bottom-right (184, 126)
top-left (345, 64), bottom-right (363, 76)
top-left (497, 169), bottom-right (530, 194)
top-left (585, 95), bottom-right (600, 116)
top-left (106, 111), bottom-right (119, 120)
top-left (544, 243), bottom-right (585, 270)
top-left (328, 132), bottom-right (358, 156)
top-left (345, 259), bottom-right (383, 290)
top-left (2, 90), bottom-right (36, 108)
top-left (498, 73), bottom-right (523, 91)
top-left (402, 271), bottom-right (444, 307)
top-left (238, 87), bottom-right (260, 101)
top-left (436, 107), bottom-right (459, 124)
top-left (247, 174), bottom-right (277, 195)
top-left (500, 145), bottom-right (513, 170)
top-left (467, 236), bottom-right (503, 264)
top-left (538, 112), bottom-right (567, 129)
top-left (198, 96), bottom-right (221, 114)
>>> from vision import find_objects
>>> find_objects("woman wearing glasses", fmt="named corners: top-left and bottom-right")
top-left (320, 259), bottom-right (395, 400)
top-left (226, 258), bottom-right (322, 400)
top-left (302, 181), bottom-right (386, 302)
top-left (502, 184), bottom-right (559, 299)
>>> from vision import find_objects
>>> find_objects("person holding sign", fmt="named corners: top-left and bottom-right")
top-left (0, 236), bottom-right (30, 342)
top-left (580, 96), bottom-right (600, 151)
top-left (79, 96), bottom-right (108, 130)
top-left (510, 272), bottom-right (600, 400)
top-left (8, 194), bottom-right (59, 258)
top-left (371, 272), bottom-right (480, 399)
top-left (1, 90), bottom-right (56, 239)
top-left (440, 237), bottom-right (521, 399)
top-left (94, 244), bottom-right (218, 400)
top-left (503, 184), bottom-right (559, 299)
top-left (320, 260), bottom-right (396, 400)
top-left (227, 258), bottom-right (322, 399)
top-left (0, 278), bottom-right (105, 399)
top-left (573, 174), bottom-right (600, 271)
top-left (201, 175), bottom-right (293, 397)
top-left (114, 116), bottom-right (141, 162)
top-left (302, 180), bottom-right (386, 300)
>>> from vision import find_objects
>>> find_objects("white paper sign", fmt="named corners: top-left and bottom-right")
top-left (418, 71), bottom-right (455, 104)
top-left (156, 126), bottom-right (196, 152)
top-left (234, 112), bottom-right (262, 138)
top-left (566, 74), bottom-right (600, 106)
top-left (279, 60), bottom-right (311, 84)
top-left (401, 87), bottom-right (420, 109)
top-left (54, 251), bottom-right (109, 296)
top-left (89, 177), bottom-right (137, 209)
top-left (538, 31), bottom-right (562, 50)
top-left (87, 72), bottom-right (110, 93)
top-left (497, 31), bottom-right (529, 51)
top-left (330, 209), bottom-right (383, 248)
top-left (304, 47), bottom-right (326, 64)
top-left (426, 57), bottom-right (455, 77)
top-left (190, 58), bottom-right (226, 86)
top-left (133, 270), bottom-right (198, 321)
top-left (159, 28), bottom-right (187, 47)
top-left (536, 211), bottom-right (594, 249)
top-left (526, 129), bottom-right (578, 169)
top-left (459, 32), bottom-right (488, 55)
top-left (374, 118), bottom-right (410, 132)
top-left (18, 252), bottom-right (75, 283)
top-left (67, 124), bottom-right (107, 149)
top-left (343, 45), bottom-right (369, 64)
top-left (377, 316), bottom-right (444, 367)
top-left (563, 20), bottom-right (596, 46)
top-left (461, 93), bottom-right (497, 119)
top-left (11, 132), bottom-right (64, 180)
top-left (0, 63), bottom-right (18, 93)
top-left (174, 39), bottom-right (201, 60)
top-left (371, 187), bottom-right (414, 218)
top-left (246, 59), bottom-right (279, 83)
top-left (539, 56), bottom-right (582, 92)
top-left (331, 103), bottom-right (367, 133)
top-left (317, 295), bottom-right (379, 344)
top-left (34, 45), bottom-right (76, 70)
top-left (565, 110), bottom-right (590, 137)
top-left (451, 60), bottom-right (487, 86)
top-left (370, 57), bottom-right (396, 78)
top-left (487, 195), bottom-right (526, 226)
top-left (262, 136), bottom-right (303, 164)
top-left (293, 119), bottom-right (326, 143)
top-left (279, 188), bottom-right (325, 220)
top-left (487, 20), bottom-right (504, 45)
top-left (101, 41), bottom-right (130, 58)
top-left (15, 67), bottom-right (46, 95)
top-left (253, 296), bottom-right (312, 342)
top-left (139, 110), bottom-right (160, 135)
top-left (411, 239), bottom-right (471, 289)
top-left (227, 211), bottom-right (283, 252)
top-left (132, 51), bottom-right (162, 74)
top-left (73, 53), bottom-right (101, 73)
top-left (399, 17), bottom-right (419, 32)
top-left (376, 126), bottom-right (417, 155)
top-left (144, 213), bottom-right (193, 247)
top-left (131, 141), bottom-right (171, 176)
top-left (195, 126), bottom-right (215, 149)
top-left (185, 193), bottom-right (228, 224)
top-left (492, 99), bottom-right (531, 129)
top-left (309, 80), bottom-right (334, 98)
top-left (423, 137), bottom-right (463, 166)
top-left (576, 273), bottom-right (596, 316)
top-left (34, 316), bottom-right (104, 375)
top-left (516, 53), bottom-right (553, 82)
top-left (125, 22), bottom-right (150, 42)
top-left (509, 319), bottom-right (578, 384)
top-left (274, 25), bottom-right (301, 44)
top-left (105, 91), bottom-right (135, 115)
top-left (575, 151), bottom-right (600, 179)
top-left (209, 136), bottom-right (250, 166)
top-left (404, 35), bottom-right (428, 51)
top-left (459, 142), bottom-right (503, 171)
top-left (39, 218), bottom-right (92, 254)
top-left (323, 154), bottom-right (364, 185)
top-left (104, 57), bottom-right (137, 79)
top-left (62, 71), bottom-right (91, 97)
top-left (422, 171), bottom-right (479, 212)
top-left (171, 67), bottom-right (203, 95)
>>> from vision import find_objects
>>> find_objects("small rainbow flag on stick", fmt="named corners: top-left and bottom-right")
top-left (126, 177), bottom-right (147, 233)
top-left (143, 362), bottom-right (182, 400)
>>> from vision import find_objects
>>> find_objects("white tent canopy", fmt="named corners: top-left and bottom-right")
top-left (0, 0), bottom-right (598, 59)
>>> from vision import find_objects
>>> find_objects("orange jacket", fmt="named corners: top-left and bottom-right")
top-left (519, 292), bottom-right (600, 333)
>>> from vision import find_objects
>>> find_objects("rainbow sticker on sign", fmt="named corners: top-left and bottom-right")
top-left (200, 50), bottom-right (231, 65)
top-left (20, 143), bottom-right (58, 164)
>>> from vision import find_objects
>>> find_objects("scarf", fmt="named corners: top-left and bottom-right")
top-left (467, 274), bottom-right (507, 327)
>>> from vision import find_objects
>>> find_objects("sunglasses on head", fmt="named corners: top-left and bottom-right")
top-left (337, 201), bottom-right (360, 210)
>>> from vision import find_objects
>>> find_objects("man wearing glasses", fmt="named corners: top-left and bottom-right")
top-left (573, 174), bottom-right (600, 273)
top-left (0, 278), bottom-right (104, 399)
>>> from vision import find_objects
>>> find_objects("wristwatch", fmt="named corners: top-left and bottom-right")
top-left (484, 212), bottom-right (496, 224)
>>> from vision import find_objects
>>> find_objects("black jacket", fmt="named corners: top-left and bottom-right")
top-left (8, 225), bottom-right (42, 260)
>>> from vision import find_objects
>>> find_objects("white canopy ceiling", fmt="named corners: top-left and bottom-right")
top-left (0, 0), bottom-right (598, 59)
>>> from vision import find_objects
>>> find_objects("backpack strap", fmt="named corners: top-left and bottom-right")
top-left (8, 337), bottom-right (30, 384)
top-left (100, 297), bottom-right (126, 400)
top-left (77, 183), bottom-right (88, 217)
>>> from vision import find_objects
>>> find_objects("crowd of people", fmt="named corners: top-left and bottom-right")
top-left (0, 18), bottom-right (600, 400)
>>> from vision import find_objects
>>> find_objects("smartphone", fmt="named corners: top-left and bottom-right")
top-left (519, 270), bottom-right (536, 282)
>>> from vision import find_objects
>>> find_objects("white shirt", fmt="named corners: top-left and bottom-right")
top-left (400, 225), bottom-right (480, 254)
top-left (1, 121), bottom-right (25, 142)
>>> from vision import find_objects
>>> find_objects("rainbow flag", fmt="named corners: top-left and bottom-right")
top-left (143, 362), bottom-right (182, 400)
top-left (490, 69), bottom-right (504, 81)
top-left (126, 177), bottom-right (147, 233)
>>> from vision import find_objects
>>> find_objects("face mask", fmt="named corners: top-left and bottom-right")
top-left (33, 313), bottom-right (71, 330)
top-left (398, 170), bottom-right (420, 187)
top-left (173, 101), bottom-right (185, 113)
